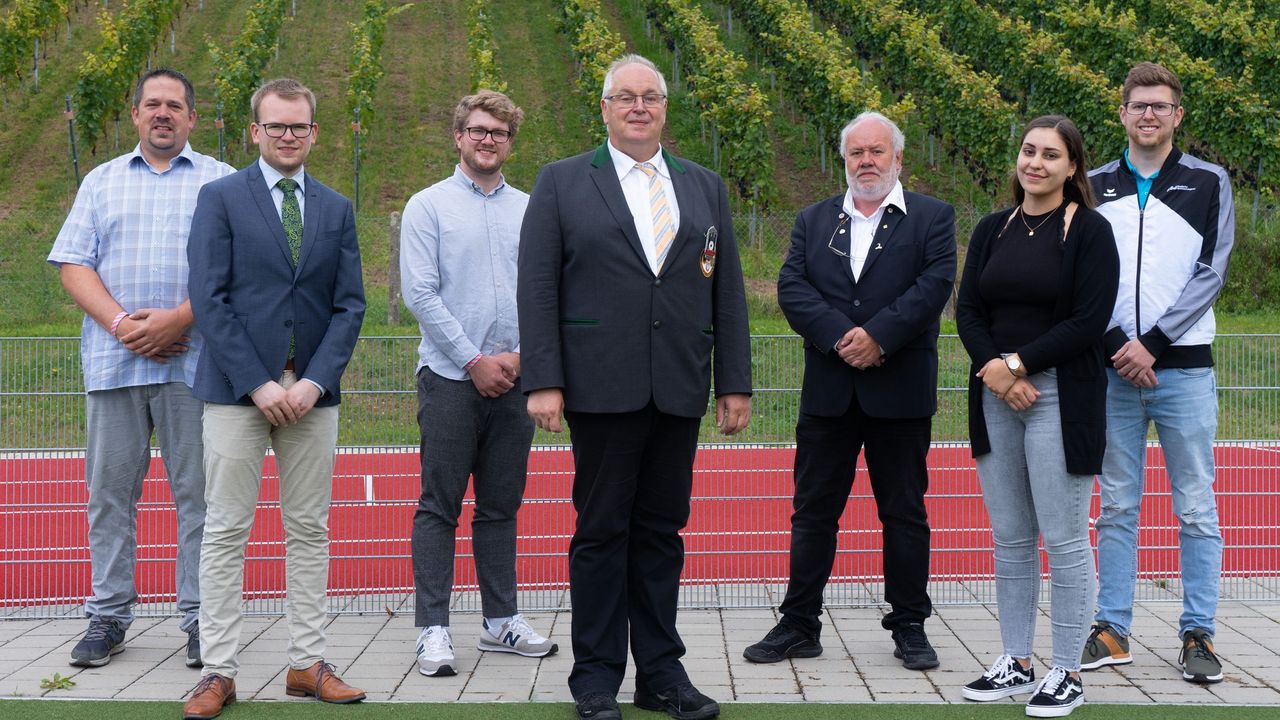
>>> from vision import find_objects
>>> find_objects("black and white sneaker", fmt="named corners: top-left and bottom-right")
top-left (962, 654), bottom-right (1036, 701)
top-left (1025, 666), bottom-right (1084, 717)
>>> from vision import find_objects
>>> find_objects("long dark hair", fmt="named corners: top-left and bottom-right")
top-left (1010, 115), bottom-right (1096, 209)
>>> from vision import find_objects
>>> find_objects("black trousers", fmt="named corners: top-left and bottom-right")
top-left (564, 402), bottom-right (700, 699)
top-left (779, 391), bottom-right (933, 636)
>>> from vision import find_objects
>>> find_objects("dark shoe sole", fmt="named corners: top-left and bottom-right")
top-left (894, 648), bottom-right (940, 670)
top-left (742, 642), bottom-right (822, 664)
top-left (633, 696), bottom-right (721, 720)
top-left (69, 644), bottom-right (124, 667)
top-left (285, 687), bottom-right (367, 703)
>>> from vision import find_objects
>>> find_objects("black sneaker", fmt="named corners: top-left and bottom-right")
top-left (962, 654), bottom-right (1036, 701)
top-left (1025, 666), bottom-right (1084, 717)
top-left (575, 692), bottom-right (621, 720)
top-left (186, 624), bottom-right (202, 668)
top-left (891, 622), bottom-right (939, 670)
top-left (742, 622), bottom-right (822, 663)
top-left (633, 682), bottom-right (720, 720)
top-left (70, 617), bottom-right (126, 667)
top-left (1179, 628), bottom-right (1224, 684)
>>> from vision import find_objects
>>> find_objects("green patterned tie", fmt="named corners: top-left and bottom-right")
top-left (277, 177), bottom-right (302, 265)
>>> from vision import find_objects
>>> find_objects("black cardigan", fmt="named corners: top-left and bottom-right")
top-left (956, 205), bottom-right (1120, 475)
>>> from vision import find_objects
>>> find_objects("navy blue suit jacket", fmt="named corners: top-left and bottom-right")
top-left (187, 162), bottom-right (365, 406)
top-left (778, 191), bottom-right (956, 419)
top-left (518, 144), bottom-right (752, 418)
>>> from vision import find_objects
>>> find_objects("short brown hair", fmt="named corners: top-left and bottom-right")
top-left (452, 90), bottom-right (524, 137)
top-left (1122, 62), bottom-right (1182, 105)
top-left (251, 78), bottom-right (316, 122)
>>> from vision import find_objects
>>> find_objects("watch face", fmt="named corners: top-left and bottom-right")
top-left (1007, 356), bottom-right (1021, 370)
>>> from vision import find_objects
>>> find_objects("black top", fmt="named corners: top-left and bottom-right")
top-left (956, 204), bottom-right (1120, 475)
top-left (979, 206), bottom-right (1065, 351)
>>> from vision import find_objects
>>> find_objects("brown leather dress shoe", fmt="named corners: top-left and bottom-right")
top-left (285, 661), bottom-right (366, 704)
top-left (183, 673), bottom-right (235, 719)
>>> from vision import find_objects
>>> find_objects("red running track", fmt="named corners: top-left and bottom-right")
top-left (1, 444), bottom-right (1277, 607)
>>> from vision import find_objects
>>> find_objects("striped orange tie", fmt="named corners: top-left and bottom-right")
top-left (636, 162), bottom-right (674, 271)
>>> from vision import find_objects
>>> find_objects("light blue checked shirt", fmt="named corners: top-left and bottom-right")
top-left (400, 166), bottom-right (527, 380)
top-left (48, 143), bottom-right (234, 392)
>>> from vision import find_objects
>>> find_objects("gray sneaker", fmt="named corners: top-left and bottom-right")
top-left (1179, 628), bottom-right (1223, 684)
top-left (70, 617), bottom-right (126, 667)
top-left (478, 614), bottom-right (558, 657)
top-left (1080, 623), bottom-right (1131, 670)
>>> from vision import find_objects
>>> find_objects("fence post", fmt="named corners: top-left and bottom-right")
top-left (388, 212), bottom-right (402, 325)
top-left (352, 106), bottom-right (362, 212)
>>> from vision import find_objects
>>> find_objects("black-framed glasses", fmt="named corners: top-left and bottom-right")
top-left (1123, 101), bottom-right (1178, 117)
top-left (258, 122), bottom-right (315, 138)
top-left (604, 93), bottom-right (667, 108)
top-left (463, 127), bottom-right (512, 143)
top-left (827, 213), bottom-right (852, 257)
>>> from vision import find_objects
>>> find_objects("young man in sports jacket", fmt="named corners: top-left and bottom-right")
top-left (1082, 62), bottom-right (1235, 685)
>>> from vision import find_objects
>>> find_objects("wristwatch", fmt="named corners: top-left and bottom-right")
top-left (1005, 354), bottom-right (1024, 377)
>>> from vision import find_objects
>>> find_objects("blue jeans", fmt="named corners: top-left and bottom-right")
top-left (1094, 367), bottom-right (1222, 638)
top-left (976, 370), bottom-right (1096, 670)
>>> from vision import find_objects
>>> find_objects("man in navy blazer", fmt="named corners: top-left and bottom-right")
top-left (519, 55), bottom-right (751, 720)
top-left (183, 79), bottom-right (365, 720)
top-left (744, 112), bottom-right (956, 671)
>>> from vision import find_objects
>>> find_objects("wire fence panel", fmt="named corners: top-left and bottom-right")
top-left (1, 335), bottom-right (1276, 618)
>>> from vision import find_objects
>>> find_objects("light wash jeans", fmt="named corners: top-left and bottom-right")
top-left (976, 370), bottom-right (1096, 670)
top-left (1094, 367), bottom-right (1222, 639)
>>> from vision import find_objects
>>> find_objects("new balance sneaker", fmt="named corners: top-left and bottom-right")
top-left (891, 622), bottom-right (939, 670)
top-left (69, 617), bottom-right (126, 667)
top-left (1025, 666), bottom-right (1084, 717)
top-left (415, 625), bottom-right (455, 677)
top-left (1179, 628), bottom-right (1223, 684)
top-left (186, 623), bottom-right (202, 668)
top-left (477, 614), bottom-right (558, 657)
top-left (1080, 622), bottom-right (1131, 670)
top-left (962, 654), bottom-right (1037, 701)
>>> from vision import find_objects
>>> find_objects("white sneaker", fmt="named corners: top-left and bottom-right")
top-left (477, 614), bottom-right (558, 657)
top-left (416, 625), bottom-right (455, 677)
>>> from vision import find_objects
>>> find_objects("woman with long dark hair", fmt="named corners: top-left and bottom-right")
top-left (956, 115), bottom-right (1119, 718)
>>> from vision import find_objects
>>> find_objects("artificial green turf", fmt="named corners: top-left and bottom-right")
top-left (2, 700), bottom-right (1279, 720)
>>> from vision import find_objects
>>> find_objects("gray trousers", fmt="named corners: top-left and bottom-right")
top-left (412, 368), bottom-right (534, 627)
top-left (85, 382), bottom-right (206, 632)
top-left (975, 369), bottom-right (1096, 670)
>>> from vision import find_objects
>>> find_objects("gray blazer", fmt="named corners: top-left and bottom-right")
top-left (517, 144), bottom-right (751, 418)
top-left (187, 162), bottom-right (366, 406)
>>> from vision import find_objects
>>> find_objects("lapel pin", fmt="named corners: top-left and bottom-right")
top-left (875, 243), bottom-right (883, 250)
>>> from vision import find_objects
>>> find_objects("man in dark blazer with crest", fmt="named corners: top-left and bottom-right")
top-left (183, 78), bottom-right (366, 719)
top-left (743, 112), bottom-right (956, 672)
top-left (518, 55), bottom-right (751, 720)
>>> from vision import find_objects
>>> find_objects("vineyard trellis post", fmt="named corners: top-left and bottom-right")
top-left (352, 106), bottom-right (361, 212)
top-left (215, 104), bottom-right (225, 163)
top-left (388, 211), bottom-right (401, 325)
top-left (64, 95), bottom-right (81, 188)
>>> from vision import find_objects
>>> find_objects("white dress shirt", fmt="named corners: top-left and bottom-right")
top-left (842, 180), bottom-right (906, 280)
top-left (258, 156), bottom-right (305, 221)
top-left (608, 141), bottom-right (680, 275)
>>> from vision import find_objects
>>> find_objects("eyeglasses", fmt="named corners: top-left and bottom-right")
top-left (827, 213), bottom-right (852, 258)
top-left (258, 122), bottom-right (315, 138)
top-left (463, 127), bottom-right (512, 143)
top-left (604, 93), bottom-right (668, 108)
top-left (1123, 101), bottom-right (1178, 117)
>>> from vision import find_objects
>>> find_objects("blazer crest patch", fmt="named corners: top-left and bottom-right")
top-left (700, 226), bottom-right (717, 278)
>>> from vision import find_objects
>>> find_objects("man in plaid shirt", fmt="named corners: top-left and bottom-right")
top-left (48, 68), bottom-right (233, 670)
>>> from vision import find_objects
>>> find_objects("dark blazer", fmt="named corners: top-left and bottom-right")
top-left (187, 162), bottom-right (366, 406)
top-left (955, 205), bottom-right (1119, 475)
top-left (517, 144), bottom-right (752, 418)
top-left (777, 191), bottom-right (956, 419)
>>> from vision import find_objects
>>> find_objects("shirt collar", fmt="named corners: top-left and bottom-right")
top-left (1123, 149), bottom-right (1160, 181)
top-left (607, 140), bottom-right (668, 182)
top-left (450, 164), bottom-right (506, 197)
top-left (127, 142), bottom-right (197, 174)
top-left (842, 180), bottom-right (906, 219)
top-left (258, 156), bottom-right (306, 193)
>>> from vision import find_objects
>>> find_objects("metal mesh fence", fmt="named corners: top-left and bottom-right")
top-left (1, 334), bottom-right (1276, 618)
